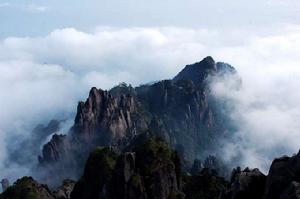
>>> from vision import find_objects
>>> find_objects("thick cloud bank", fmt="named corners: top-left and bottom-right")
top-left (0, 25), bottom-right (300, 181)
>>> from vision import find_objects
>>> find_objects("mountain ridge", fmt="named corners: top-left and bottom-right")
top-left (36, 56), bottom-right (239, 186)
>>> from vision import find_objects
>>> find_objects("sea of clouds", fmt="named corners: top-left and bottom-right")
top-left (0, 24), bottom-right (300, 182)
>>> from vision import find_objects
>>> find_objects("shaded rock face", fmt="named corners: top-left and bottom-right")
top-left (133, 58), bottom-right (237, 162)
top-left (183, 168), bottom-right (228, 199)
top-left (37, 134), bottom-right (78, 188)
top-left (280, 181), bottom-right (300, 199)
top-left (72, 88), bottom-right (141, 145)
top-left (110, 138), bottom-right (184, 199)
top-left (39, 56), bottom-right (238, 185)
top-left (40, 134), bottom-right (70, 163)
top-left (0, 177), bottom-right (54, 199)
top-left (71, 138), bottom-right (185, 199)
top-left (136, 79), bottom-right (217, 161)
top-left (220, 167), bottom-right (266, 199)
top-left (70, 147), bottom-right (118, 199)
top-left (264, 152), bottom-right (300, 199)
top-left (190, 159), bottom-right (204, 175)
top-left (52, 180), bottom-right (76, 199)
top-left (0, 179), bottom-right (9, 192)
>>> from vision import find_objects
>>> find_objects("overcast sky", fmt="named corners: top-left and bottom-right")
top-left (1, 0), bottom-right (300, 180)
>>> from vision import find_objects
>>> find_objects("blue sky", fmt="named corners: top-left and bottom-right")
top-left (1, 0), bottom-right (300, 38)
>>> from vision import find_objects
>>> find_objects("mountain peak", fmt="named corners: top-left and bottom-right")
top-left (173, 56), bottom-right (217, 86)
top-left (173, 56), bottom-right (236, 86)
top-left (202, 56), bottom-right (215, 65)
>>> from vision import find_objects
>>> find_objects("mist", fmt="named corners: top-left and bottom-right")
top-left (0, 24), bottom-right (300, 183)
top-left (211, 66), bottom-right (300, 173)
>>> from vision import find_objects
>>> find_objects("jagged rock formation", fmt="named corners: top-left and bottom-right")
top-left (38, 56), bottom-right (239, 185)
top-left (72, 87), bottom-right (141, 145)
top-left (220, 167), bottom-right (266, 199)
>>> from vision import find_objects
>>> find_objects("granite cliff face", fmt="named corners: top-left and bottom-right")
top-left (72, 88), bottom-right (142, 145)
top-left (38, 56), bottom-right (238, 185)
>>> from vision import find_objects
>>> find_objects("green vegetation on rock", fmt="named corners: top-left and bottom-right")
top-left (70, 147), bottom-right (117, 199)
top-left (135, 137), bottom-right (174, 175)
top-left (0, 177), bottom-right (53, 199)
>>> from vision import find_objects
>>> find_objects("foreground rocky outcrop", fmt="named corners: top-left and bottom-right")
top-left (70, 147), bottom-right (118, 199)
top-left (218, 150), bottom-right (300, 199)
top-left (71, 137), bottom-right (185, 199)
top-left (5, 142), bottom-right (300, 199)
top-left (0, 177), bottom-right (54, 199)
top-left (0, 177), bottom-right (75, 199)
top-left (220, 167), bottom-right (266, 199)
top-left (183, 168), bottom-right (228, 199)
top-left (264, 152), bottom-right (300, 199)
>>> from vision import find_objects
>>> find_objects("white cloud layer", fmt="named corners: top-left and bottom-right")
top-left (0, 25), bottom-right (300, 180)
